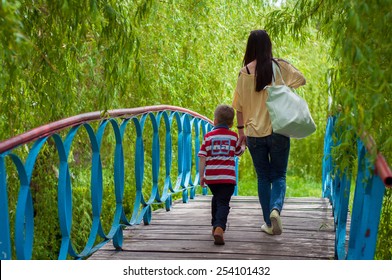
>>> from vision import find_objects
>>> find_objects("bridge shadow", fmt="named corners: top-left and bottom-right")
top-left (89, 196), bottom-right (335, 260)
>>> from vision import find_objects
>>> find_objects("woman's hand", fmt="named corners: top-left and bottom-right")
top-left (236, 111), bottom-right (246, 147)
top-left (238, 130), bottom-right (247, 147)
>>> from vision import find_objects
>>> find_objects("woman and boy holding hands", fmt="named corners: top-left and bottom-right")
top-left (198, 30), bottom-right (306, 245)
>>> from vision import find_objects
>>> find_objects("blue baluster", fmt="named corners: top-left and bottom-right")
top-left (347, 140), bottom-right (385, 259)
top-left (0, 155), bottom-right (11, 260)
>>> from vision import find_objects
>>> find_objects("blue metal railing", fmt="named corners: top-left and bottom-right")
top-left (322, 116), bottom-right (392, 259)
top-left (0, 105), bottom-right (242, 260)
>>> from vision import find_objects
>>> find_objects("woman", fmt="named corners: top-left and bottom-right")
top-left (232, 30), bottom-right (306, 235)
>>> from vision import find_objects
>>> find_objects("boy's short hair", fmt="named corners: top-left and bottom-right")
top-left (214, 104), bottom-right (235, 126)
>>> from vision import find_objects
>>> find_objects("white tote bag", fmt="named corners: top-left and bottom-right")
top-left (265, 62), bottom-right (316, 138)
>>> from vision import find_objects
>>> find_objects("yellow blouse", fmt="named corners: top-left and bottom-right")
top-left (232, 59), bottom-right (306, 137)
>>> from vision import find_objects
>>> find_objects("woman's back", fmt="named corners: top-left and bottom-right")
top-left (233, 59), bottom-right (306, 137)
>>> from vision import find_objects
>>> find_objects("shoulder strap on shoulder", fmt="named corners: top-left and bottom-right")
top-left (245, 65), bottom-right (250, 74)
top-left (272, 59), bottom-right (286, 85)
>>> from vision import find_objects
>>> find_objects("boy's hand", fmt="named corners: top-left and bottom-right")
top-left (235, 137), bottom-right (247, 157)
top-left (239, 134), bottom-right (247, 147)
top-left (200, 176), bottom-right (206, 188)
top-left (237, 143), bottom-right (246, 156)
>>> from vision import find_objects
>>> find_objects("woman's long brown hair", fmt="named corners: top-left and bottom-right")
top-left (242, 30), bottom-right (274, 91)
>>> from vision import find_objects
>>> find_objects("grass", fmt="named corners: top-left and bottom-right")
top-left (237, 175), bottom-right (322, 198)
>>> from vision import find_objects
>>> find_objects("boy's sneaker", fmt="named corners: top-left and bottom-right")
top-left (213, 227), bottom-right (225, 245)
top-left (261, 223), bottom-right (273, 235)
top-left (270, 209), bottom-right (283, 235)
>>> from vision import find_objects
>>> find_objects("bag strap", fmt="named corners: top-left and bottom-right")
top-left (245, 65), bottom-right (250, 74)
top-left (272, 60), bottom-right (286, 86)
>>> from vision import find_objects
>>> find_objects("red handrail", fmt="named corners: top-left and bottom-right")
top-left (376, 154), bottom-right (392, 187)
top-left (0, 105), bottom-right (212, 154)
top-left (363, 133), bottom-right (392, 187)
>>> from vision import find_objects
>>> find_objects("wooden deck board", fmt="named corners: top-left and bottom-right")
top-left (89, 196), bottom-right (335, 260)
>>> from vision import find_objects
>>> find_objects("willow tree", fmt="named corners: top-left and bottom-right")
top-left (265, 0), bottom-right (392, 259)
top-left (1, 0), bottom-right (153, 259)
top-left (125, 0), bottom-right (330, 184)
top-left (0, 0), bottom-right (152, 140)
top-left (1, 0), bottom-right (330, 181)
top-left (1, 0), bottom-right (356, 259)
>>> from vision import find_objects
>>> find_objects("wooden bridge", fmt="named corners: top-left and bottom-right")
top-left (0, 106), bottom-right (390, 261)
top-left (89, 196), bottom-right (335, 260)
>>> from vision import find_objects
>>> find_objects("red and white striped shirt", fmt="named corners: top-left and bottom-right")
top-left (198, 126), bottom-right (243, 185)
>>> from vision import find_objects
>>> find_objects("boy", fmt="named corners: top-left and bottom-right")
top-left (198, 104), bottom-right (244, 245)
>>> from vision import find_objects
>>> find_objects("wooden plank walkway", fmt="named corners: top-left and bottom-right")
top-left (89, 196), bottom-right (335, 260)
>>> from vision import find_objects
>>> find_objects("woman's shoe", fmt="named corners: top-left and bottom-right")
top-left (270, 209), bottom-right (283, 235)
top-left (261, 223), bottom-right (273, 235)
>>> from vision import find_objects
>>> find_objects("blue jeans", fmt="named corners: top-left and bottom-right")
top-left (208, 184), bottom-right (235, 231)
top-left (247, 133), bottom-right (290, 226)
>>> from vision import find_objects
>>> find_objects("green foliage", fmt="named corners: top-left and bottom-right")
top-left (265, 0), bottom-right (392, 162)
top-left (238, 175), bottom-right (321, 197)
top-left (0, 0), bottom-right (151, 138)
top-left (2, 0), bottom-right (390, 259)
top-left (1, 0), bottom-right (152, 259)
top-left (130, 0), bottom-right (329, 181)
top-left (265, 0), bottom-right (392, 259)
top-left (1, 0), bottom-right (328, 182)
top-left (376, 189), bottom-right (392, 259)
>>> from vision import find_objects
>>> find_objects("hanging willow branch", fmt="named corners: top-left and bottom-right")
top-left (0, 0), bottom-right (153, 140)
